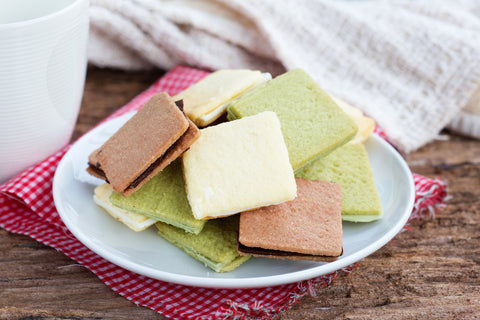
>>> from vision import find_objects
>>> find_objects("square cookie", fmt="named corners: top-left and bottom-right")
top-left (296, 143), bottom-right (382, 222)
top-left (156, 215), bottom-right (249, 273)
top-left (227, 69), bottom-right (358, 171)
top-left (238, 178), bottom-right (343, 261)
top-left (109, 160), bottom-right (206, 234)
top-left (87, 93), bottom-right (200, 196)
top-left (173, 69), bottom-right (270, 127)
top-left (182, 111), bottom-right (297, 220)
top-left (93, 183), bottom-right (157, 232)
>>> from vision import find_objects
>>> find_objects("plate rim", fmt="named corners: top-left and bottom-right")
top-left (53, 114), bottom-right (415, 289)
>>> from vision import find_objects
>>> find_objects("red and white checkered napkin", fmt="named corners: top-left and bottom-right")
top-left (0, 66), bottom-right (448, 320)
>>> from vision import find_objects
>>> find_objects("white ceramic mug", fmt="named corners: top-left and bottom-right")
top-left (0, 0), bottom-right (89, 183)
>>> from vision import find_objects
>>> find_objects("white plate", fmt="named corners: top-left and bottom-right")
top-left (53, 113), bottom-right (415, 288)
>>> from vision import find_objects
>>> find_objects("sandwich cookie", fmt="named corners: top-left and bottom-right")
top-left (227, 68), bottom-right (358, 172)
top-left (182, 111), bottom-right (297, 220)
top-left (87, 93), bottom-right (200, 196)
top-left (330, 96), bottom-right (375, 144)
top-left (238, 178), bottom-right (343, 261)
top-left (173, 69), bottom-right (271, 127)
top-left (156, 215), bottom-right (250, 273)
top-left (109, 160), bottom-right (206, 234)
top-left (93, 183), bottom-right (157, 232)
top-left (296, 143), bottom-right (383, 222)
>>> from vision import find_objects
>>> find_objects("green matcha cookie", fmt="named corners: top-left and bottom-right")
top-left (227, 68), bottom-right (358, 171)
top-left (109, 160), bottom-right (205, 234)
top-left (156, 215), bottom-right (250, 273)
top-left (296, 143), bottom-right (383, 222)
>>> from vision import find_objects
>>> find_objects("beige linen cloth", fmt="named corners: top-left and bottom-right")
top-left (88, 0), bottom-right (480, 153)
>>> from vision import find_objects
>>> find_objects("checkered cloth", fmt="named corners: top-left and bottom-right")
top-left (0, 66), bottom-right (447, 320)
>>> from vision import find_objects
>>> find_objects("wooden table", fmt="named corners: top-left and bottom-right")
top-left (1, 67), bottom-right (479, 319)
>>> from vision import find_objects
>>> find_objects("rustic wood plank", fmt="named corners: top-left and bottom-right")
top-left (1, 67), bottom-right (479, 319)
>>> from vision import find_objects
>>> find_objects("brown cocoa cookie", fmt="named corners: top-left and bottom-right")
top-left (238, 178), bottom-right (343, 261)
top-left (87, 93), bottom-right (200, 196)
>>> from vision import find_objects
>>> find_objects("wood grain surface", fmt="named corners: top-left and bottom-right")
top-left (1, 67), bottom-right (479, 320)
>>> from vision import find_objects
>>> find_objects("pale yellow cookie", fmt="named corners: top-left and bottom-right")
top-left (93, 183), bottom-right (156, 232)
top-left (330, 96), bottom-right (375, 144)
top-left (173, 69), bottom-right (270, 127)
top-left (182, 111), bottom-right (297, 220)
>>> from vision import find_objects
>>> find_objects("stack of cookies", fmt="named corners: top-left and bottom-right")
top-left (90, 68), bottom-right (382, 273)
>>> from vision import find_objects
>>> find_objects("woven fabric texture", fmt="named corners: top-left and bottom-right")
top-left (88, 0), bottom-right (480, 152)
